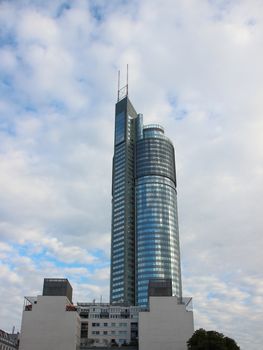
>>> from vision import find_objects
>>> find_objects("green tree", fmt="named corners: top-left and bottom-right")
top-left (224, 336), bottom-right (240, 350)
top-left (187, 328), bottom-right (240, 350)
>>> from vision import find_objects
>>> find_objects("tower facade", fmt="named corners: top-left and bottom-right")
top-left (110, 95), bottom-right (182, 307)
top-left (110, 96), bottom-right (137, 305)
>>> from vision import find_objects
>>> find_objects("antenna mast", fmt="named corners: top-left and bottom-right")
top-left (126, 64), bottom-right (129, 97)
top-left (117, 70), bottom-right (120, 101)
top-left (117, 65), bottom-right (129, 102)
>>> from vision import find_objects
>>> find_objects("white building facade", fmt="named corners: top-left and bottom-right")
top-left (19, 295), bottom-right (80, 350)
top-left (78, 303), bottom-right (140, 347)
top-left (139, 296), bottom-right (194, 350)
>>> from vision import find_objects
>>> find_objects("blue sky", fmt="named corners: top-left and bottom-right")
top-left (0, 0), bottom-right (263, 349)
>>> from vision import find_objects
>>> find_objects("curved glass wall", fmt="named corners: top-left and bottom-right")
top-left (135, 127), bottom-right (182, 307)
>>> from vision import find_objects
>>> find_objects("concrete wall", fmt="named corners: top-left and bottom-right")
top-left (19, 296), bottom-right (80, 350)
top-left (139, 296), bottom-right (194, 350)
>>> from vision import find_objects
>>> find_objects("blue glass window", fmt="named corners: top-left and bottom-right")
top-left (115, 112), bottom-right (125, 145)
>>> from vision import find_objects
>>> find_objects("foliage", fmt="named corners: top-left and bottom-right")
top-left (187, 328), bottom-right (240, 350)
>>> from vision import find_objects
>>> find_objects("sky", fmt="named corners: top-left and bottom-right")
top-left (0, 0), bottom-right (262, 348)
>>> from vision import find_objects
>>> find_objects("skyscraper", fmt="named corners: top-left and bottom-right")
top-left (110, 87), bottom-right (182, 307)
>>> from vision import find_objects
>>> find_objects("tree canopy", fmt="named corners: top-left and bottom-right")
top-left (187, 328), bottom-right (240, 350)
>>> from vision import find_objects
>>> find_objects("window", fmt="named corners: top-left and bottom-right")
top-left (115, 112), bottom-right (125, 145)
top-left (92, 331), bottom-right (100, 335)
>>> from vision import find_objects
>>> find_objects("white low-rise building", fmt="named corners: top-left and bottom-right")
top-left (139, 296), bottom-right (194, 350)
top-left (19, 295), bottom-right (80, 350)
top-left (19, 279), bottom-right (194, 349)
top-left (78, 303), bottom-right (140, 347)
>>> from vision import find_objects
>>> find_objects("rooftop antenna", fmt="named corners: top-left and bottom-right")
top-left (117, 65), bottom-right (129, 102)
top-left (126, 64), bottom-right (129, 97)
top-left (117, 70), bottom-right (120, 101)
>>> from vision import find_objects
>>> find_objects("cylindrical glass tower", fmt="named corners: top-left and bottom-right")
top-left (135, 125), bottom-right (182, 307)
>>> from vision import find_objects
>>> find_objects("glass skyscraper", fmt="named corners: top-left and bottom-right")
top-left (110, 95), bottom-right (182, 307)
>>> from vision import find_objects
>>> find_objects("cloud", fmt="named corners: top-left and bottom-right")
top-left (183, 273), bottom-right (263, 349)
top-left (0, 0), bottom-right (262, 348)
top-left (41, 237), bottom-right (96, 264)
top-left (0, 238), bottom-right (110, 331)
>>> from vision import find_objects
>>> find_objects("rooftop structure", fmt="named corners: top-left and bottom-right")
top-left (42, 278), bottom-right (73, 303)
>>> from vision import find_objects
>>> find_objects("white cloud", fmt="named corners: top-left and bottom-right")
top-left (91, 267), bottom-right (110, 281)
top-left (0, 264), bottom-right (22, 285)
top-left (184, 273), bottom-right (263, 349)
top-left (41, 237), bottom-right (96, 264)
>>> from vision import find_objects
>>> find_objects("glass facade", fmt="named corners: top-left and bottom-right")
top-left (135, 126), bottom-right (182, 307)
top-left (110, 97), bottom-right (137, 305)
top-left (111, 97), bottom-right (182, 307)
